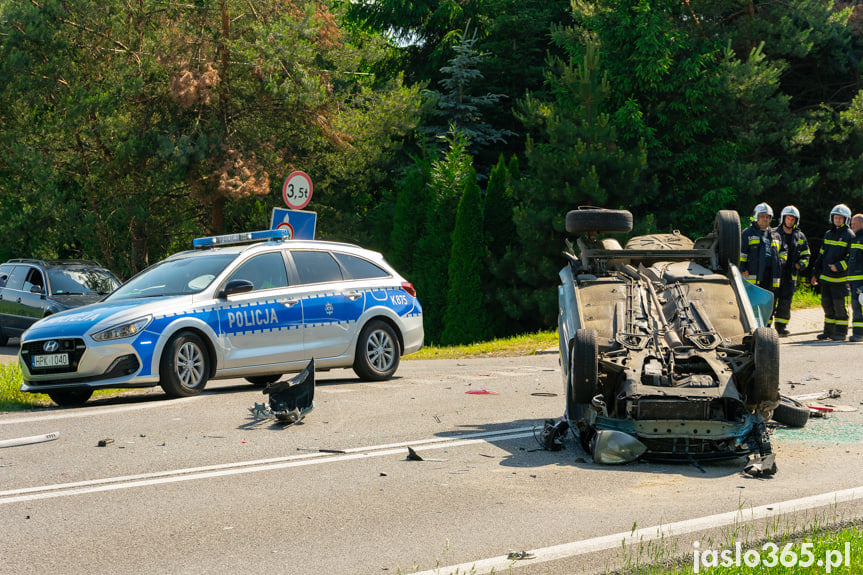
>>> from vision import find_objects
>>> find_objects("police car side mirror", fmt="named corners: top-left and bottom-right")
top-left (219, 279), bottom-right (254, 298)
top-left (30, 285), bottom-right (45, 295)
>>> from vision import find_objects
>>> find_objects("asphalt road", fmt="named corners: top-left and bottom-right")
top-left (1, 339), bottom-right (862, 574)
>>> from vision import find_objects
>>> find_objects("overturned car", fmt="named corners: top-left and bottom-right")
top-left (558, 208), bottom-right (780, 467)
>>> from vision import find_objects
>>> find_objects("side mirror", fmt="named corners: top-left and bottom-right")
top-left (30, 285), bottom-right (45, 294)
top-left (219, 279), bottom-right (254, 298)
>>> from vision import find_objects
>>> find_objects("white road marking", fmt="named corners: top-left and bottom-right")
top-left (411, 486), bottom-right (863, 575)
top-left (0, 426), bottom-right (537, 505)
top-left (0, 396), bottom-right (199, 425)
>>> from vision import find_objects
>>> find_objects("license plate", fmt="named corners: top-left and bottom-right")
top-left (33, 353), bottom-right (69, 368)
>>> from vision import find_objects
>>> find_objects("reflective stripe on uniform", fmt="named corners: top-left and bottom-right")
top-left (819, 274), bottom-right (848, 283)
top-left (823, 239), bottom-right (849, 247)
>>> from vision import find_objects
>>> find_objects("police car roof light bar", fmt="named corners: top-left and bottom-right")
top-left (193, 229), bottom-right (291, 249)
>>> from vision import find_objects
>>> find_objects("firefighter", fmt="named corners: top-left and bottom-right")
top-left (772, 206), bottom-right (810, 336)
top-left (741, 204), bottom-right (786, 325)
top-left (847, 213), bottom-right (863, 343)
top-left (810, 204), bottom-right (854, 341)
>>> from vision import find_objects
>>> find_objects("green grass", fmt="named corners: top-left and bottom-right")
top-left (408, 330), bottom-right (559, 360)
top-left (0, 362), bottom-right (48, 410)
top-left (791, 284), bottom-right (821, 310)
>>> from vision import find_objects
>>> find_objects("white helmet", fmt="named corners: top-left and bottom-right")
top-left (830, 204), bottom-right (852, 225)
top-left (780, 205), bottom-right (800, 224)
top-left (753, 202), bottom-right (773, 218)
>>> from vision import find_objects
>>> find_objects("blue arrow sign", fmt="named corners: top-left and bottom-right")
top-left (270, 208), bottom-right (317, 240)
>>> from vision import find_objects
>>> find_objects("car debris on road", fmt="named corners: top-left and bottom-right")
top-left (248, 359), bottom-right (315, 425)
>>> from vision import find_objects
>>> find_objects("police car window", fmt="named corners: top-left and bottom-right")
top-left (292, 251), bottom-right (344, 285)
top-left (227, 252), bottom-right (288, 291)
top-left (108, 253), bottom-right (237, 299)
top-left (332, 253), bottom-right (389, 280)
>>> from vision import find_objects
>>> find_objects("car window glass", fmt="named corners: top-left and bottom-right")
top-left (292, 251), bottom-right (343, 285)
top-left (47, 269), bottom-right (120, 295)
top-left (23, 268), bottom-right (44, 292)
top-left (5, 266), bottom-right (26, 290)
top-left (332, 253), bottom-right (390, 280)
top-left (108, 253), bottom-right (238, 300)
top-left (226, 252), bottom-right (289, 291)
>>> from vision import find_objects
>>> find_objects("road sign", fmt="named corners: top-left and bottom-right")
top-left (282, 171), bottom-right (313, 210)
top-left (270, 208), bottom-right (317, 240)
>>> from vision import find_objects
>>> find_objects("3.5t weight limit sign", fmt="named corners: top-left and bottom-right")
top-left (282, 171), bottom-right (313, 210)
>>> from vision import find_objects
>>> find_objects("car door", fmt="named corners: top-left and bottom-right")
top-left (288, 249), bottom-right (366, 359)
top-left (18, 267), bottom-right (50, 326)
top-left (0, 265), bottom-right (33, 334)
top-left (215, 251), bottom-right (305, 369)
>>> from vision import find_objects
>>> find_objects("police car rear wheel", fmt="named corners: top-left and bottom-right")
top-left (354, 320), bottom-right (400, 381)
top-left (160, 331), bottom-right (210, 397)
top-left (47, 389), bottom-right (93, 407)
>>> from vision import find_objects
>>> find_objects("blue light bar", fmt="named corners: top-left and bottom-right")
top-left (193, 229), bottom-right (291, 248)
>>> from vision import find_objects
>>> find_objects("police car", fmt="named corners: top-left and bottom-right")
top-left (19, 230), bottom-right (424, 406)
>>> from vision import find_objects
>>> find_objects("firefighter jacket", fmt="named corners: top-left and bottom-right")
top-left (741, 224), bottom-right (786, 290)
top-left (847, 228), bottom-right (863, 284)
top-left (812, 224), bottom-right (854, 283)
top-left (774, 225), bottom-right (810, 297)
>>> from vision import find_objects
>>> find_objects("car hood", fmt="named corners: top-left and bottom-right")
top-left (50, 293), bottom-right (106, 308)
top-left (23, 296), bottom-right (192, 341)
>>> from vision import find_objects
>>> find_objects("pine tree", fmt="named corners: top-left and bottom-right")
top-left (442, 167), bottom-right (489, 344)
top-left (503, 42), bottom-right (653, 330)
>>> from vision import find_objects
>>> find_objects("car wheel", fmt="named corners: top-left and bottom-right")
top-left (47, 389), bottom-right (93, 407)
top-left (246, 374), bottom-right (281, 387)
top-left (751, 327), bottom-right (780, 408)
top-left (714, 210), bottom-right (741, 271)
top-left (565, 208), bottom-right (633, 235)
top-left (353, 320), bottom-right (400, 381)
top-left (570, 328), bottom-right (598, 406)
top-left (0, 319), bottom-right (9, 346)
top-left (159, 331), bottom-right (210, 397)
top-left (772, 395), bottom-right (810, 428)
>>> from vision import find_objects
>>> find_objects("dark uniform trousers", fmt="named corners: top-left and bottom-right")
top-left (821, 282), bottom-right (850, 338)
top-left (852, 281), bottom-right (863, 338)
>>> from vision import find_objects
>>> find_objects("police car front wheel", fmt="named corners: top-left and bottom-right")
top-left (160, 331), bottom-right (210, 397)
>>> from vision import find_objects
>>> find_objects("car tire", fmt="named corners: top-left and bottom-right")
top-left (353, 320), bottom-right (400, 381)
top-left (246, 374), bottom-right (281, 387)
top-left (714, 210), bottom-right (741, 271)
top-left (159, 331), bottom-right (210, 398)
top-left (571, 329), bottom-right (598, 405)
top-left (48, 389), bottom-right (93, 407)
top-left (772, 395), bottom-right (810, 428)
top-left (0, 326), bottom-right (8, 346)
top-left (751, 327), bottom-right (780, 408)
top-left (565, 208), bottom-right (633, 235)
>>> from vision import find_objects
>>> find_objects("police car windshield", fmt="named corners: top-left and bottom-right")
top-left (106, 253), bottom-right (238, 300)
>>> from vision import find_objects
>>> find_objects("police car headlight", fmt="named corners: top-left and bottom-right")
top-left (91, 316), bottom-right (152, 342)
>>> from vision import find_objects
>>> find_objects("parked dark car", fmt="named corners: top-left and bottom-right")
top-left (0, 259), bottom-right (121, 345)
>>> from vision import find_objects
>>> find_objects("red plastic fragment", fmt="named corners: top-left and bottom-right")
top-left (466, 388), bottom-right (499, 395)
